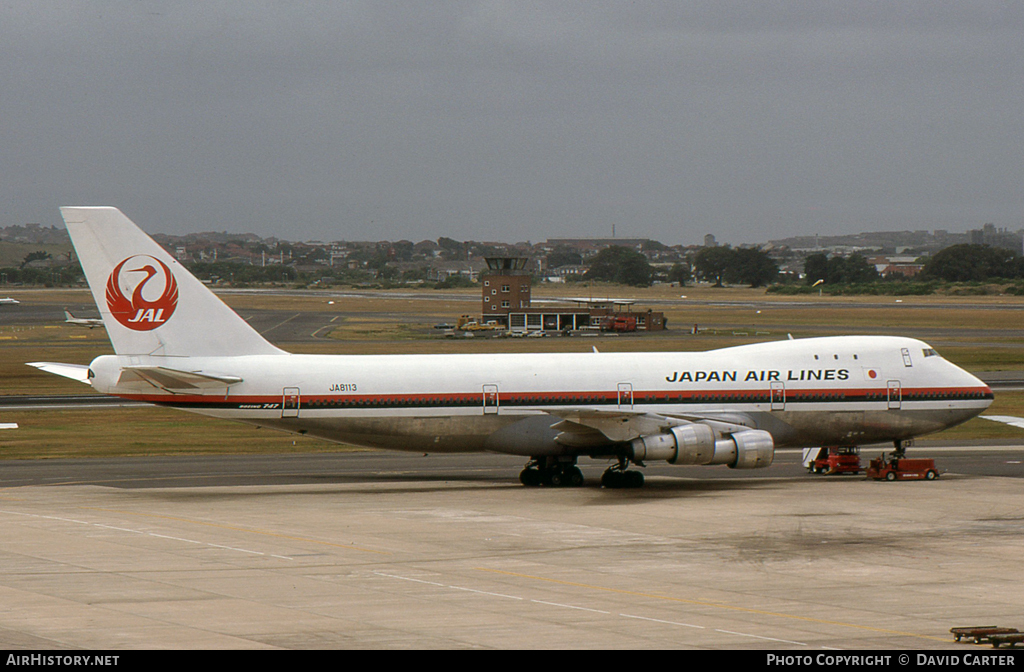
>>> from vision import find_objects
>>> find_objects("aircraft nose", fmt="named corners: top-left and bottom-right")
top-left (944, 358), bottom-right (993, 401)
top-left (962, 368), bottom-right (994, 404)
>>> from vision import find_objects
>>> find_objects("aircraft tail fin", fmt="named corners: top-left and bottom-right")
top-left (60, 207), bottom-right (284, 358)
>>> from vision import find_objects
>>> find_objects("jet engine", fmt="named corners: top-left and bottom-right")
top-left (628, 424), bottom-right (774, 469)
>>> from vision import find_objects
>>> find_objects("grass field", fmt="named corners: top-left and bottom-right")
top-left (0, 407), bottom-right (346, 460)
top-left (3, 285), bottom-right (1024, 458)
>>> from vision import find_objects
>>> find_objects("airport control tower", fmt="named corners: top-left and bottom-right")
top-left (481, 257), bottom-right (531, 326)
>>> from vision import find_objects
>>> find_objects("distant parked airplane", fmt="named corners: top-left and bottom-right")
top-left (0, 297), bottom-right (20, 305)
top-left (64, 310), bottom-right (105, 329)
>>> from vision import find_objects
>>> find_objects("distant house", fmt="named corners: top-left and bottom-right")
top-left (547, 264), bottom-right (588, 280)
top-left (869, 255), bottom-right (924, 278)
top-left (427, 259), bottom-right (487, 282)
top-left (881, 263), bottom-right (924, 278)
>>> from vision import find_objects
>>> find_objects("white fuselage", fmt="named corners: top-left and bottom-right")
top-left (87, 335), bottom-right (992, 457)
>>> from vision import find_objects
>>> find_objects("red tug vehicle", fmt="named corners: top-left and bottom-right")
top-left (805, 447), bottom-right (863, 475)
top-left (806, 442), bottom-right (940, 481)
top-left (866, 453), bottom-right (939, 481)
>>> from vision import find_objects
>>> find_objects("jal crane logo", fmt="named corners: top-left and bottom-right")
top-left (105, 255), bottom-right (179, 331)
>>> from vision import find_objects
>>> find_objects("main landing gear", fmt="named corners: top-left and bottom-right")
top-left (519, 457), bottom-right (647, 489)
top-left (520, 457), bottom-right (584, 487)
top-left (600, 458), bottom-right (645, 489)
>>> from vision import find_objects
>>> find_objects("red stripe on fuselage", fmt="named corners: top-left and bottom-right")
top-left (115, 385), bottom-right (993, 408)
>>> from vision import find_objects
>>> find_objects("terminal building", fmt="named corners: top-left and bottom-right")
top-left (480, 257), bottom-right (666, 333)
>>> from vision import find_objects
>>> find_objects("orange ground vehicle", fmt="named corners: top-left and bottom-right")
top-left (601, 316), bottom-right (637, 332)
top-left (806, 447), bottom-right (862, 475)
top-left (866, 454), bottom-right (939, 481)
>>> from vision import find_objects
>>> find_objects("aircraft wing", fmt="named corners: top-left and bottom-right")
top-left (980, 415), bottom-right (1024, 429)
top-left (547, 408), bottom-right (667, 445)
top-left (546, 408), bottom-right (757, 445)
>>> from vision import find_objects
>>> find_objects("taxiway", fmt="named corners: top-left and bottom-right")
top-left (1, 449), bottom-right (1023, 649)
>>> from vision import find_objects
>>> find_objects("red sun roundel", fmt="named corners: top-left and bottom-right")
top-left (105, 255), bottom-right (179, 331)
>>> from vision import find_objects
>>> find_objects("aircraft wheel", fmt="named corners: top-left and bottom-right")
top-left (601, 470), bottom-right (622, 488)
top-left (546, 469), bottom-right (564, 487)
top-left (568, 467), bottom-right (584, 487)
top-left (627, 471), bottom-right (645, 488)
top-left (520, 468), bottom-right (542, 487)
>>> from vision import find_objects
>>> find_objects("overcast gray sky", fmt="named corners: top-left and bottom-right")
top-left (2, 1), bottom-right (1022, 245)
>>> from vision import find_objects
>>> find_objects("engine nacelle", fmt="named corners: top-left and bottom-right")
top-left (628, 423), bottom-right (716, 465)
top-left (722, 429), bottom-right (775, 469)
top-left (629, 426), bottom-right (774, 469)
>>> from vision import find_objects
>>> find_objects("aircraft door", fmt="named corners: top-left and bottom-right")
top-left (887, 381), bottom-right (901, 410)
top-left (282, 387), bottom-right (300, 418)
top-left (617, 383), bottom-right (633, 409)
top-left (770, 381), bottom-right (785, 411)
top-left (482, 384), bottom-right (499, 414)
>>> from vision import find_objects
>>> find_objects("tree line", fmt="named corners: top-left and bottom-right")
top-left (6, 242), bottom-right (1024, 291)
top-left (802, 244), bottom-right (1024, 287)
top-left (918, 244), bottom-right (1024, 282)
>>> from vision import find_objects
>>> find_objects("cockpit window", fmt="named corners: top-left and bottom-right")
top-left (922, 348), bottom-right (939, 358)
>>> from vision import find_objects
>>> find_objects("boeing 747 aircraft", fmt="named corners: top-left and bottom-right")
top-left (30, 207), bottom-right (994, 487)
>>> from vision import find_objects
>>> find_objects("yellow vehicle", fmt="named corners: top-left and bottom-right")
top-left (456, 315), bottom-right (497, 331)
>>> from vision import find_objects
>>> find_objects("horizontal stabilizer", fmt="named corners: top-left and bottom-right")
top-left (118, 366), bottom-right (243, 392)
top-left (27, 362), bottom-right (92, 384)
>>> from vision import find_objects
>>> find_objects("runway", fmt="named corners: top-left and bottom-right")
top-left (2, 449), bottom-right (1023, 649)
